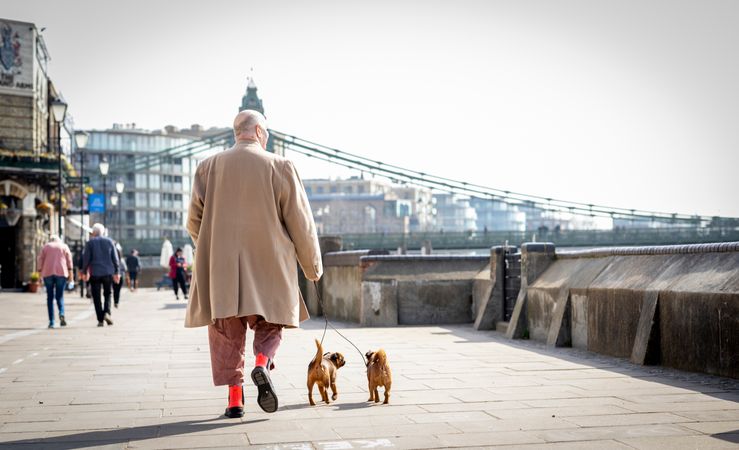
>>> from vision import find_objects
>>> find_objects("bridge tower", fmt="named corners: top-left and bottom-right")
top-left (239, 76), bottom-right (264, 114)
top-left (238, 75), bottom-right (281, 155)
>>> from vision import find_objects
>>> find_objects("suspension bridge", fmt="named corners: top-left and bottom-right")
top-left (107, 128), bottom-right (739, 254)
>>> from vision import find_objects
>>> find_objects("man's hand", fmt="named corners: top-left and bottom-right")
top-left (113, 274), bottom-right (121, 284)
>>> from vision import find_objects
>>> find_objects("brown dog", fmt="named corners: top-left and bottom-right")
top-left (366, 349), bottom-right (392, 404)
top-left (307, 339), bottom-right (345, 405)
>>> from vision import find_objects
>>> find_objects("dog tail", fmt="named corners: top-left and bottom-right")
top-left (311, 339), bottom-right (323, 370)
top-left (371, 349), bottom-right (387, 365)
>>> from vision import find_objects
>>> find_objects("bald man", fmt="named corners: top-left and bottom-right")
top-left (186, 110), bottom-right (322, 418)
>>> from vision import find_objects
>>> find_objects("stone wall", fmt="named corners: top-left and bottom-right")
top-left (0, 93), bottom-right (35, 150)
top-left (360, 255), bottom-right (489, 326)
top-left (320, 250), bottom-right (389, 322)
top-left (516, 242), bottom-right (739, 378)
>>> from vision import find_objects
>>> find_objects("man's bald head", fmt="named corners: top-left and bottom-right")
top-left (233, 110), bottom-right (269, 149)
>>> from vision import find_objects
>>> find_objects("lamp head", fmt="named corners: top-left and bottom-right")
top-left (74, 131), bottom-right (89, 148)
top-left (50, 98), bottom-right (68, 123)
top-left (99, 157), bottom-right (110, 176)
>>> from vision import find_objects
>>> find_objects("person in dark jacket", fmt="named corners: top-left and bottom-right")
top-left (82, 223), bottom-right (120, 326)
top-left (112, 242), bottom-right (127, 308)
top-left (169, 248), bottom-right (188, 300)
top-left (126, 249), bottom-right (141, 292)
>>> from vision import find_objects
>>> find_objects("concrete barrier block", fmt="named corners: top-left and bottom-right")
top-left (659, 291), bottom-right (739, 378)
top-left (630, 291), bottom-right (660, 365)
top-left (360, 281), bottom-right (398, 327)
top-left (587, 288), bottom-right (644, 358)
top-left (397, 280), bottom-right (473, 325)
top-left (570, 292), bottom-right (588, 350)
top-left (546, 288), bottom-right (572, 347)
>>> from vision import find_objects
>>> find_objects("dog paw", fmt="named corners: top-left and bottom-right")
top-left (332, 394), bottom-right (337, 400)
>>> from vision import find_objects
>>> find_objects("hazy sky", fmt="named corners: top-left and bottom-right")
top-left (6, 0), bottom-right (739, 217)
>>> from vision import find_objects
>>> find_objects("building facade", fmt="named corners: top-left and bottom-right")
top-left (304, 178), bottom-right (435, 234)
top-left (433, 193), bottom-right (477, 232)
top-left (0, 19), bottom-right (76, 289)
top-left (80, 124), bottom-right (227, 243)
top-left (470, 198), bottom-right (526, 232)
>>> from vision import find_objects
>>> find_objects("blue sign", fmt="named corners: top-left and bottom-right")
top-left (88, 194), bottom-right (105, 213)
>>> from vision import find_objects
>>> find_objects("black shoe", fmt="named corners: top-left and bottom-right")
top-left (60, 315), bottom-right (66, 327)
top-left (114, 303), bottom-right (118, 309)
top-left (251, 365), bottom-right (278, 413)
top-left (104, 314), bottom-right (113, 325)
top-left (97, 321), bottom-right (104, 327)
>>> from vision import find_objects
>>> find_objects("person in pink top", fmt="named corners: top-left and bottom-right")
top-left (37, 235), bottom-right (74, 328)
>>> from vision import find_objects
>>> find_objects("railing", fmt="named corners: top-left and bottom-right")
top-left (118, 227), bottom-right (739, 256)
top-left (335, 227), bottom-right (739, 251)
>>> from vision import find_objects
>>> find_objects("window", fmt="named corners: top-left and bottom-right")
top-left (135, 192), bottom-right (147, 207)
top-left (148, 211), bottom-right (160, 225)
top-left (135, 173), bottom-right (147, 189)
top-left (149, 192), bottom-right (160, 208)
top-left (149, 174), bottom-right (160, 189)
top-left (135, 210), bottom-right (147, 225)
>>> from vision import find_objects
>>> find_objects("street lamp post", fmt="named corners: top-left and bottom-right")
top-left (115, 179), bottom-right (124, 240)
top-left (74, 131), bottom-right (89, 298)
top-left (110, 193), bottom-right (119, 237)
top-left (50, 98), bottom-right (68, 238)
top-left (99, 157), bottom-right (110, 227)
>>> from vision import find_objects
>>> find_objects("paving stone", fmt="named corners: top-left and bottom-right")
top-left (673, 409), bottom-right (739, 422)
top-left (479, 440), bottom-right (634, 450)
top-left (680, 420), bottom-right (739, 434)
top-left (437, 430), bottom-right (545, 447)
top-left (564, 412), bottom-right (693, 427)
top-left (617, 434), bottom-right (739, 450)
top-left (536, 423), bottom-right (696, 442)
top-left (0, 288), bottom-right (737, 450)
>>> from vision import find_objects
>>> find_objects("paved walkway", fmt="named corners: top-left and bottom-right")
top-left (0, 288), bottom-right (737, 449)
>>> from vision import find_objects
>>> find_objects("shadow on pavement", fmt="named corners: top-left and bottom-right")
top-left (160, 303), bottom-right (187, 310)
top-left (437, 323), bottom-right (739, 402)
top-left (712, 431), bottom-right (739, 444)
top-left (0, 417), bottom-right (267, 449)
top-left (330, 401), bottom-right (373, 411)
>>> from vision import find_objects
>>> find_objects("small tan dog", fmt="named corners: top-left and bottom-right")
top-left (365, 349), bottom-right (392, 404)
top-left (307, 339), bottom-right (346, 405)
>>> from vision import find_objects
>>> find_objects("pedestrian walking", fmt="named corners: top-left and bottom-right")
top-left (126, 249), bottom-right (141, 292)
top-left (37, 235), bottom-right (73, 328)
top-left (169, 248), bottom-right (188, 300)
top-left (112, 242), bottom-right (127, 308)
top-left (185, 110), bottom-right (322, 418)
top-left (81, 223), bottom-right (120, 327)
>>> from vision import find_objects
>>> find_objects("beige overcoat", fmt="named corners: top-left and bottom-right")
top-left (184, 140), bottom-right (322, 328)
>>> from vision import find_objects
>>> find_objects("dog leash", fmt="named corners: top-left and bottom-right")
top-left (312, 280), bottom-right (368, 367)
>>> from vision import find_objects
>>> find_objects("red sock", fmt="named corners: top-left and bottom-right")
top-left (228, 385), bottom-right (243, 408)
top-left (255, 353), bottom-right (269, 368)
